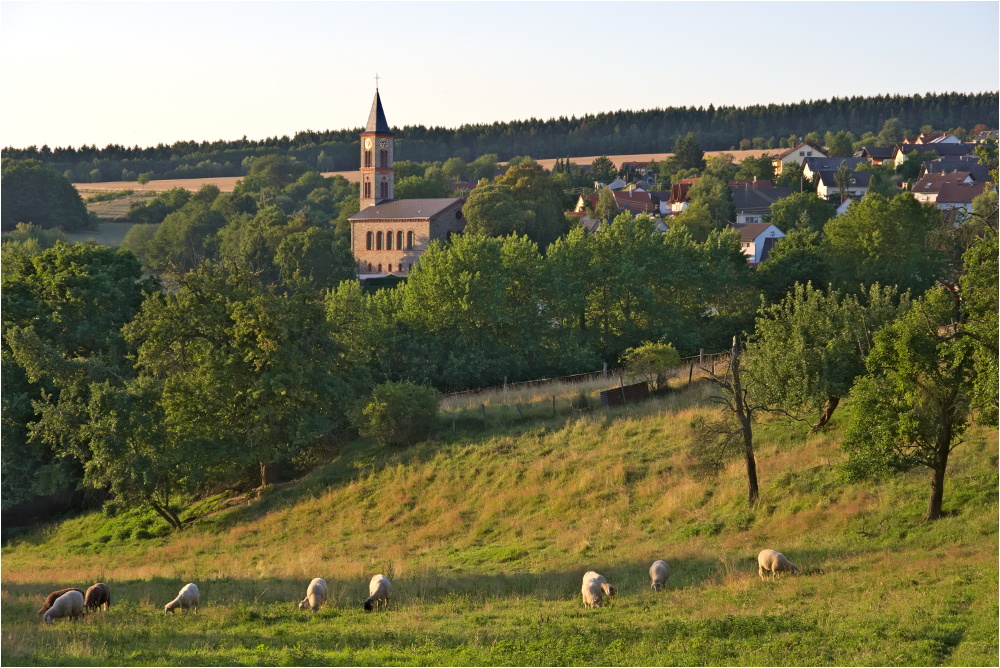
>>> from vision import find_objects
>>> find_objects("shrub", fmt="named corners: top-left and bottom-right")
top-left (621, 341), bottom-right (681, 392)
top-left (352, 381), bottom-right (439, 446)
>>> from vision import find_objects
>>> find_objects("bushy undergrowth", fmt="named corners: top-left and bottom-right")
top-left (2, 380), bottom-right (996, 666)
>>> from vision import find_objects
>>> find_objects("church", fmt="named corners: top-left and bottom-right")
top-left (349, 90), bottom-right (467, 278)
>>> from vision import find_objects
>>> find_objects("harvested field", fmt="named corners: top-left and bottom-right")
top-left (84, 193), bottom-right (155, 221)
top-left (63, 222), bottom-right (136, 246)
top-left (72, 149), bottom-right (778, 194)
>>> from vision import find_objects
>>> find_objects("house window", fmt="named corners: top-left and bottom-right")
top-left (799, 151), bottom-right (805, 156)
top-left (396, 231), bottom-right (403, 249)
top-left (364, 150), bottom-right (372, 168)
top-left (376, 231), bottom-right (383, 250)
top-left (806, 151), bottom-right (813, 156)
top-left (366, 231), bottom-right (373, 250)
top-left (386, 230), bottom-right (393, 250)
top-left (407, 231), bottom-right (414, 249)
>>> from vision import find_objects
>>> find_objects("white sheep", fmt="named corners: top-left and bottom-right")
top-left (298, 578), bottom-right (328, 612)
top-left (581, 571), bottom-right (616, 608)
top-left (757, 549), bottom-right (799, 580)
top-left (164, 583), bottom-right (200, 614)
top-left (364, 574), bottom-right (391, 612)
top-left (649, 560), bottom-right (670, 591)
top-left (44, 590), bottom-right (85, 623)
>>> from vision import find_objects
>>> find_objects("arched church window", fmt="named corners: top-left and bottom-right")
top-left (396, 231), bottom-right (403, 249)
top-left (386, 230), bottom-right (393, 250)
top-left (380, 181), bottom-right (388, 199)
top-left (364, 150), bottom-right (372, 168)
top-left (406, 231), bottom-right (414, 249)
top-left (376, 231), bottom-right (383, 250)
top-left (366, 231), bottom-right (373, 250)
top-left (388, 264), bottom-right (393, 272)
top-left (364, 181), bottom-right (372, 199)
top-left (380, 149), bottom-right (388, 166)
top-left (378, 263), bottom-right (382, 272)
top-left (367, 262), bottom-right (372, 272)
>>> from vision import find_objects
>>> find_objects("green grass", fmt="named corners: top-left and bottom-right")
top-left (3, 379), bottom-right (997, 666)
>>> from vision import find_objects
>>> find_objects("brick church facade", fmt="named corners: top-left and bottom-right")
top-left (350, 90), bottom-right (466, 277)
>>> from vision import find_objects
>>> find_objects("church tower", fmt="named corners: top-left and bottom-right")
top-left (359, 89), bottom-right (394, 211)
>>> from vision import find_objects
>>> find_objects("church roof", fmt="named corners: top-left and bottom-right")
top-left (350, 198), bottom-right (464, 221)
top-left (365, 90), bottom-right (393, 135)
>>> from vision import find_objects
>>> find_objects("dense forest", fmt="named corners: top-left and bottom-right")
top-left (3, 92), bottom-right (997, 182)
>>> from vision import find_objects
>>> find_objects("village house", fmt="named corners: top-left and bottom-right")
top-left (892, 142), bottom-right (975, 168)
top-left (814, 169), bottom-right (871, 201)
top-left (730, 185), bottom-right (793, 224)
top-left (733, 222), bottom-right (785, 265)
top-left (855, 146), bottom-right (894, 165)
top-left (772, 142), bottom-right (827, 175)
top-left (919, 155), bottom-right (992, 183)
top-left (910, 171), bottom-right (975, 204)
top-left (801, 157), bottom-right (865, 182)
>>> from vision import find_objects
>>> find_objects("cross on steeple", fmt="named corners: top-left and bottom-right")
top-left (374, 73), bottom-right (380, 89)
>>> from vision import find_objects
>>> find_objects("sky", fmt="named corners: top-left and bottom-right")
top-left (2, 1), bottom-right (998, 149)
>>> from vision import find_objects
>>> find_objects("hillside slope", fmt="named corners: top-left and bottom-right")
top-left (2, 380), bottom-right (997, 665)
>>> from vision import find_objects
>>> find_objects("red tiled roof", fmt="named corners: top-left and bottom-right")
top-left (913, 172), bottom-right (973, 193)
top-left (936, 182), bottom-right (988, 204)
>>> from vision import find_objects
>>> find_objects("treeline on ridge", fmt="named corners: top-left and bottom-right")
top-left (3, 92), bottom-right (997, 183)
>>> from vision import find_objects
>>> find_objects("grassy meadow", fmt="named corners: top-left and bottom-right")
top-left (2, 376), bottom-right (997, 666)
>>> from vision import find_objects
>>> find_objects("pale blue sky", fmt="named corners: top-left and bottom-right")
top-left (2, 1), bottom-right (998, 149)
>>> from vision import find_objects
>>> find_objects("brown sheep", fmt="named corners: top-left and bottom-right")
top-left (84, 583), bottom-right (111, 612)
top-left (37, 588), bottom-right (84, 617)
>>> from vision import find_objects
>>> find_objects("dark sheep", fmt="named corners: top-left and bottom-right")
top-left (84, 583), bottom-right (111, 612)
top-left (37, 588), bottom-right (84, 617)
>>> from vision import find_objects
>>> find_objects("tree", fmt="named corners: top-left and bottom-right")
top-left (842, 285), bottom-right (980, 521)
top-left (686, 173), bottom-right (733, 227)
top-left (768, 191), bottom-right (836, 233)
top-left (897, 150), bottom-right (938, 181)
top-left (1, 242), bottom-right (159, 510)
top-left (834, 161), bottom-right (852, 204)
top-left (462, 183), bottom-right (529, 237)
top-left (824, 130), bottom-right (855, 157)
top-left (747, 282), bottom-right (908, 428)
top-left (701, 337), bottom-right (766, 506)
top-left (823, 193), bottom-right (943, 297)
top-left (876, 118), bottom-right (903, 147)
top-left (1, 159), bottom-right (92, 233)
top-left (621, 341), bottom-right (681, 391)
top-left (351, 381), bottom-right (439, 446)
top-left (671, 132), bottom-right (706, 171)
top-left (593, 187), bottom-right (618, 223)
top-left (124, 263), bottom-right (356, 489)
top-left (494, 164), bottom-right (571, 249)
top-left (590, 155), bottom-right (617, 181)
top-left (754, 229), bottom-right (828, 302)
top-left (137, 172), bottom-right (153, 186)
top-left (734, 154), bottom-right (775, 182)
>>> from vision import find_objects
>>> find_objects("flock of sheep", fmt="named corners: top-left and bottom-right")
top-left (37, 550), bottom-right (799, 622)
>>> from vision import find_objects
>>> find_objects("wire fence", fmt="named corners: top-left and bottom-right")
top-left (439, 350), bottom-right (729, 400)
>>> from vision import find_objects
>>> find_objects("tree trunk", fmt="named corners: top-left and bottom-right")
top-left (259, 460), bottom-right (276, 489)
top-left (729, 336), bottom-right (760, 506)
top-left (924, 421), bottom-right (953, 521)
top-left (149, 499), bottom-right (183, 530)
top-left (812, 396), bottom-right (841, 429)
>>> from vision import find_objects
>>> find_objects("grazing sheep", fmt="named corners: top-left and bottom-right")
top-left (364, 574), bottom-right (391, 612)
top-left (581, 571), bottom-right (616, 608)
top-left (649, 560), bottom-right (670, 591)
top-left (37, 588), bottom-right (83, 617)
top-left (84, 583), bottom-right (111, 612)
top-left (43, 590), bottom-right (85, 623)
top-left (164, 583), bottom-right (200, 614)
top-left (758, 549), bottom-right (799, 580)
top-left (298, 578), bottom-right (328, 613)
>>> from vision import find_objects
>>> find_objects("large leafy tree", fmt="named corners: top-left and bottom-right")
top-left (462, 183), bottom-right (529, 237)
top-left (494, 164), bottom-right (572, 249)
top-left (1, 242), bottom-right (158, 509)
top-left (746, 282), bottom-right (908, 428)
top-left (823, 193), bottom-right (943, 297)
top-left (768, 191), bottom-right (836, 233)
top-left (1, 159), bottom-right (92, 233)
top-left (123, 263), bottom-right (356, 489)
top-left (842, 285), bottom-right (981, 520)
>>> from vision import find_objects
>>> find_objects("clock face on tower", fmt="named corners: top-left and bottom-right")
top-left (378, 138), bottom-right (389, 149)
top-left (364, 137), bottom-right (373, 149)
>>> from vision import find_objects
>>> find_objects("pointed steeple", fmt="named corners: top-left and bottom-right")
top-left (365, 90), bottom-right (392, 134)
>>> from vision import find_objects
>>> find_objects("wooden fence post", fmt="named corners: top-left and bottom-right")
top-left (552, 395), bottom-right (556, 416)
top-left (516, 403), bottom-right (524, 419)
top-left (688, 360), bottom-right (694, 385)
